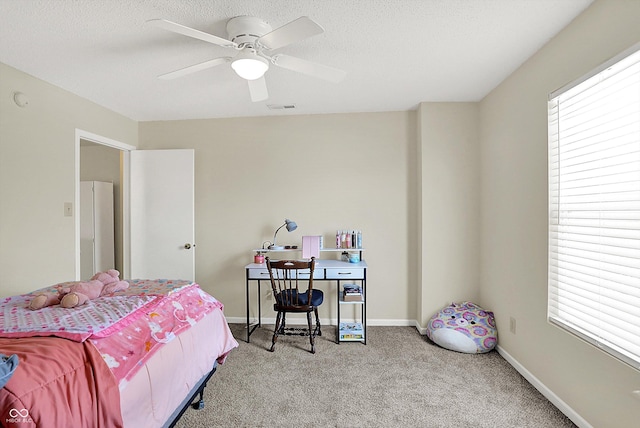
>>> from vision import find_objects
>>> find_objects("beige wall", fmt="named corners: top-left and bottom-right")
top-left (0, 62), bottom-right (138, 296)
top-left (479, 1), bottom-right (640, 427)
top-left (417, 103), bottom-right (480, 327)
top-left (138, 113), bottom-right (417, 324)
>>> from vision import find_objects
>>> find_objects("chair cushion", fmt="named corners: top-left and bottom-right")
top-left (303, 289), bottom-right (324, 306)
top-left (277, 289), bottom-right (324, 307)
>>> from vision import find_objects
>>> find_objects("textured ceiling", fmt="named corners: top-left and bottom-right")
top-left (0, 0), bottom-right (593, 121)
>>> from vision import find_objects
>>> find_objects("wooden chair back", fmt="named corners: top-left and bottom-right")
top-left (266, 257), bottom-right (316, 311)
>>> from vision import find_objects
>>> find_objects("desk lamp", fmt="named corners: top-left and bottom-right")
top-left (269, 219), bottom-right (297, 250)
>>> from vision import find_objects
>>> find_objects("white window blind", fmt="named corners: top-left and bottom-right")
top-left (548, 43), bottom-right (640, 370)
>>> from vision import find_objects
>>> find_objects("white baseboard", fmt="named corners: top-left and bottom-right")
top-left (225, 317), bottom-right (255, 325)
top-left (496, 345), bottom-right (592, 428)
top-left (226, 317), bottom-right (417, 326)
top-left (368, 318), bottom-right (416, 327)
top-left (415, 322), bottom-right (428, 335)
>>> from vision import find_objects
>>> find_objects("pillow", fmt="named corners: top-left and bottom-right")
top-left (426, 302), bottom-right (497, 353)
top-left (0, 354), bottom-right (19, 388)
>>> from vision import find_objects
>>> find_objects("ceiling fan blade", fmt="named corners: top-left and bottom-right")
top-left (272, 54), bottom-right (346, 83)
top-left (147, 19), bottom-right (237, 49)
top-left (248, 77), bottom-right (268, 102)
top-left (257, 16), bottom-right (324, 51)
top-left (158, 57), bottom-right (230, 80)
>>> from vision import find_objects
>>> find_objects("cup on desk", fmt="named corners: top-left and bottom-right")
top-left (254, 254), bottom-right (265, 264)
top-left (348, 253), bottom-right (360, 263)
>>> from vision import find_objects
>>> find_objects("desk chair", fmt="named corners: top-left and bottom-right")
top-left (266, 257), bottom-right (323, 353)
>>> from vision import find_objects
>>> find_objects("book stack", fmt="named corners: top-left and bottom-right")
top-left (339, 322), bottom-right (364, 340)
top-left (342, 284), bottom-right (363, 302)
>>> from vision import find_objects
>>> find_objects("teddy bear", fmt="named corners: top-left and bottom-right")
top-left (28, 269), bottom-right (129, 310)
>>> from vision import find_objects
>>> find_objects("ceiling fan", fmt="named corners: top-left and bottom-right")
top-left (148, 16), bottom-right (346, 102)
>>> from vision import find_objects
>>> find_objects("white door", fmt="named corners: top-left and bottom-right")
top-left (129, 149), bottom-right (195, 280)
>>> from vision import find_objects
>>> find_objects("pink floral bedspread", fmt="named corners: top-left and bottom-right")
top-left (89, 282), bottom-right (224, 384)
top-left (0, 279), bottom-right (194, 342)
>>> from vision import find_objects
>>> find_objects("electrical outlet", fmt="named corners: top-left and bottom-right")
top-left (510, 317), bottom-right (517, 334)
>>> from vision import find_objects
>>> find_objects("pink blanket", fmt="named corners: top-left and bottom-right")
top-left (90, 283), bottom-right (226, 384)
top-left (0, 280), bottom-right (193, 342)
top-left (0, 336), bottom-right (123, 428)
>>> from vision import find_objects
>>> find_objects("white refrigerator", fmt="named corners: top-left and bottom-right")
top-left (80, 181), bottom-right (114, 279)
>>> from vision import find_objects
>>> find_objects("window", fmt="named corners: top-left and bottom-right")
top-left (548, 43), bottom-right (640, 370)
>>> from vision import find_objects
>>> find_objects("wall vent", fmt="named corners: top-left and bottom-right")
top-left (267, 104), bottom-right (296, 110)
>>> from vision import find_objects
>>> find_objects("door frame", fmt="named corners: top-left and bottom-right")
top-left (74, 129), bottom-right (135, 280)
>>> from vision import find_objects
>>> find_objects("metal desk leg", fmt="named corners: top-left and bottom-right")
top-left (246, 275), bottom-right (262, 343)
top-left (256, 280), bottom-right (261, 335)
top-left (336, 279), bottom-right (341, 344)
top-left (245, 274), bottom-right (251, 343)
top-left (363, 274), bottom-right (367, 345)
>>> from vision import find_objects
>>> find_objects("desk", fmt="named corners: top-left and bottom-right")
top-left (244, 259), bottom-right (367, 344)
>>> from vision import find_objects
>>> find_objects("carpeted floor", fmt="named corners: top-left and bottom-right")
top-left (174, 324), bottom-right (576, 428)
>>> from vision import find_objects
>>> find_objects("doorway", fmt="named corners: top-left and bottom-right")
top-left (74, 129), bottom-right (135, 280)
top-left (80, 142), bottom-right (119, 278)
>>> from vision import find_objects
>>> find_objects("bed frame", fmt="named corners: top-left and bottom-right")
top-left (165, 363), bottom-right (218, 428)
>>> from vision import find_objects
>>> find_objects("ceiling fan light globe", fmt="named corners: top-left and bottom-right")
top-left (231, 57), bottom-right (269, 80)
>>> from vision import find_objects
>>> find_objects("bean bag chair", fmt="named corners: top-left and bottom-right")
top-left (426, 301), bottom-right (497, 353)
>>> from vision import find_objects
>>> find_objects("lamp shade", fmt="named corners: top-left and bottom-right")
top-left (231, 53), bottom-right (269, 80)
top-left (285, 219), bottom-right (297, 232)
top-left (269, 218), bottom-right (298, 250)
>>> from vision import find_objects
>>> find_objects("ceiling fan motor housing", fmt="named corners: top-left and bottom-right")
top-left (149, 14), bottom-right (342, 102)
top-left (226, 16), bottom-right (272, 49)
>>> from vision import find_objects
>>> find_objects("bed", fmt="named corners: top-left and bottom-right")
top-left (0, 279), bottom-right (238, 428)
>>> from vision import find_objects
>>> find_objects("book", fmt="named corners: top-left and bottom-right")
top-left (302, 235), bottom-right (321, 259)
top-left (343, 294), bottom-right (363, 302)
top-left (339, 322), bottom-right (364, 340)
top-left (342, 284), bottom-right (362, 302)
top-left (342, 284), bottom-right (362, 295)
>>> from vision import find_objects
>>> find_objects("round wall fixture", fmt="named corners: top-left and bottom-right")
top-left (12, 91), bottom-right (29, 108)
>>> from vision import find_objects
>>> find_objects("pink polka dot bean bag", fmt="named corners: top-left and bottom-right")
top-left (426, 301), bottom-right (497, 353)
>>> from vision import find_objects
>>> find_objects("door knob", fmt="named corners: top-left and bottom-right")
top-left (184, 243), bottom-right (195, 249)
